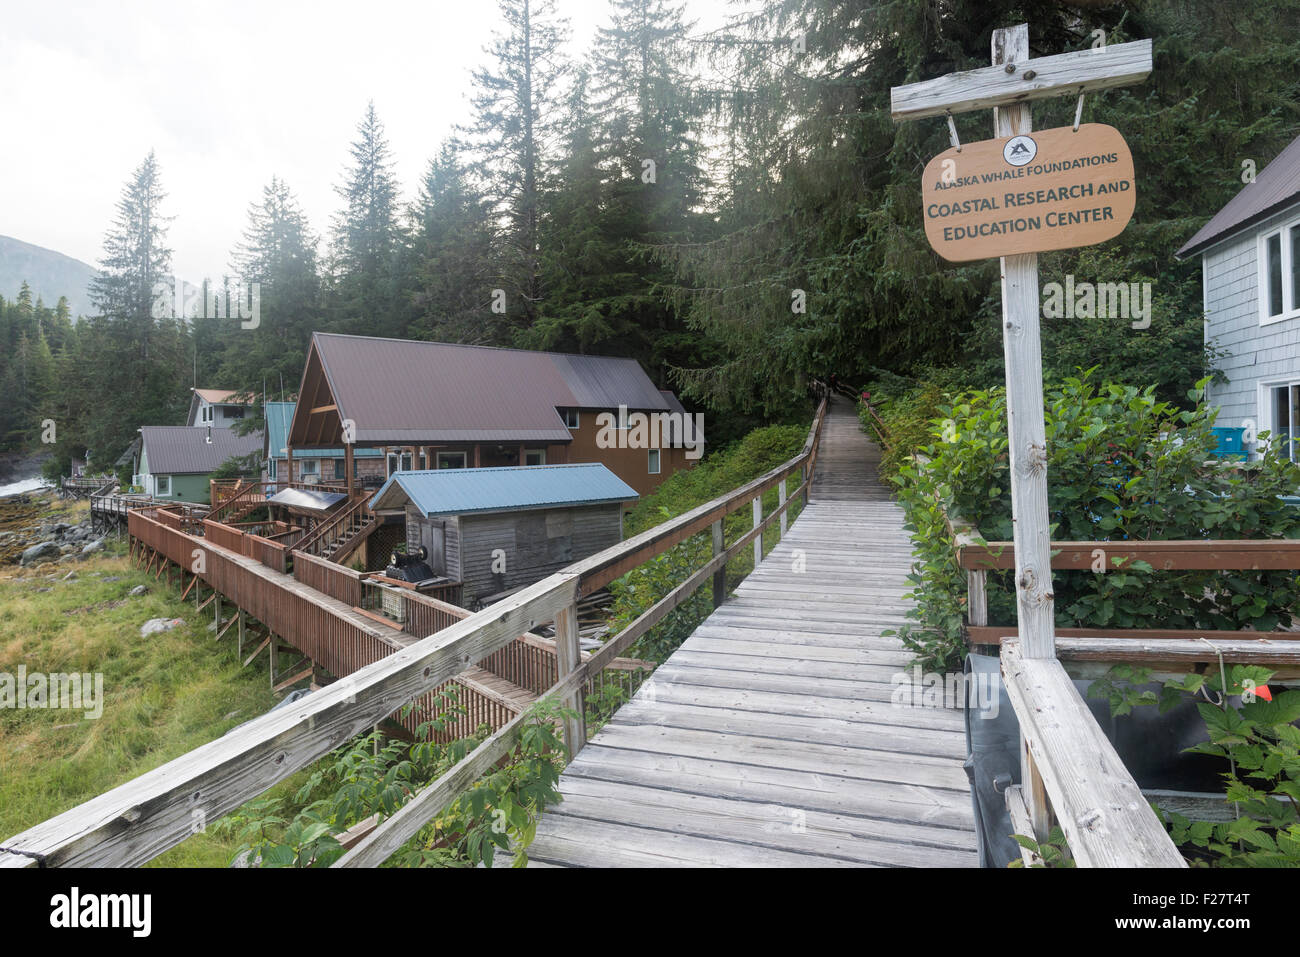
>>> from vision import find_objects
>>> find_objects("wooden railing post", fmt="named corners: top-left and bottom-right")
top-left (967, 569), bottom-right (987, 627)
top-left (711, 519), bottom-right (726, 608)
top-left (752, 497), bottom-right (762, 567)
top-left (554, 600), bottom-right (585, 756)
top-left (778, 479), bottom-right (787, 537)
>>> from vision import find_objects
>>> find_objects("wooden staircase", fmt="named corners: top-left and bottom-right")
top-left (296, 496), bottom-right (377, 564)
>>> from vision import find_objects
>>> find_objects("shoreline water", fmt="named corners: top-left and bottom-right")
top-left (0, 477), bottom-right (53, 498)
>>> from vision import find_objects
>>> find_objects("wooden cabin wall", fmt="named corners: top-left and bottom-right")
top-left (456, 503), bottom-right (623, 604)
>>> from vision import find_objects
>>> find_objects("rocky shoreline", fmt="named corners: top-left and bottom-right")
top-left (0, 492), bottom-right (105, 569)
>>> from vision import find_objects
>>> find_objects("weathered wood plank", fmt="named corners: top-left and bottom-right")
top-left (1000, 640), bottom-right (1186, 868)
top-left (890, 39), bottom-right (1152, 120)
top-left (523, 397), bottom-right (977, 867)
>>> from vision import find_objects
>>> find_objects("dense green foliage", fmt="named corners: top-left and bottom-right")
top-left (215, 693), bottom-right (573, 868)
top-left (608, 423), bottom-right (807, 662)
top-left (0, 284), bottom-right (71, 451)
top-left (656, 0), bottom-right (1299, 416)
top-left (869, 373), bottom-right (1300, 670)
top-left (5, 1), bottom-right (1295, 473)
top-left (1091, 663), bottom-right (1300, 867)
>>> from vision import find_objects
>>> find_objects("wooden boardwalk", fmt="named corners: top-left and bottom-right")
top-left (517, 398), bottom-right (977, 866)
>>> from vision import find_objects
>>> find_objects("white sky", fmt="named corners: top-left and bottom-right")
top-left (1, 0), bottom-right (735, 282)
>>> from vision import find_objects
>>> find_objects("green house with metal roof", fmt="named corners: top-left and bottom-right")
top-left (134, 426), bottom-right (263, 503)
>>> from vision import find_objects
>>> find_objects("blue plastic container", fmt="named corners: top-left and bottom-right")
top-left (1208, 426), bottom-right (1247, 459)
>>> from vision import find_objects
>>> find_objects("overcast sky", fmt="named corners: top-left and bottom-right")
top-left (1, 0), bottom-right (735, 282)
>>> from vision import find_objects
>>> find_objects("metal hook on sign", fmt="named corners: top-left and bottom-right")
top-left (1073, 88), bottom-right (1086, 132)
top-left (946, 111), bottom-right (961, 152)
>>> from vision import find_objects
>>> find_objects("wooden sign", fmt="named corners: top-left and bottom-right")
top-left (921, 123), bottom-right (1135, 262)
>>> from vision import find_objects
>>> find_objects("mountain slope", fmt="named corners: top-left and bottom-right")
top-left (0, 234), bottom-right (99, 320)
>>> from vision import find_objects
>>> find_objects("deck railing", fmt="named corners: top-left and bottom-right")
top-left (0, 397), bottom-right (826, 868)
top-left (200, 519), bottom-right (290, 573)
top-left (207, 479), bottom-right (350, 525)
top-left (914, 454), bottom-right (1300, 866)
top-left (294, 495), bottom-right (372, 560)
top-left (293, 550), bottom-right (365, 607)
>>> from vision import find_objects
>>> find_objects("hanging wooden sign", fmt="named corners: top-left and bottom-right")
top-left (920, 123), bottom-right (1135, 262)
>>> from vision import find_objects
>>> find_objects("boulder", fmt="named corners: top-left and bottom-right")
top-left (81, 540), bottom-right (105, 556)
top-left (19, 541), bottom-right (61, 566)
top-left (129, 584), bottom-right (148, 596)
top-left (140, 618), bottom-right (185, 637)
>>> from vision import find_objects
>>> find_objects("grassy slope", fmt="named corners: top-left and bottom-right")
top-left (0, 529), bottom-right (295, 866)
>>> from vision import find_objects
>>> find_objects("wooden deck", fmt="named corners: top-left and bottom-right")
top-left (516, 399), bottom-right (977, 866)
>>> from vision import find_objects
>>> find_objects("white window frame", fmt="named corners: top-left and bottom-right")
top-left (156, 474), bottom-right (171, 496)
top-left (524, 449), bottom-right (546, 466)
top-left (1260, 377), bottom-right (1300, 462)
top-left (268, 458), bottom-right (277, 480)
top-left (563, 409), bottom-right (580, 429)
top-left (298, 458), bottom-right (319, 475)
top-left (1258, 215), bottom-right (1300, 325)
top-left (647, 449), bottom-right (661, 474)
top-left (436, 451), bottom-right (467, 470)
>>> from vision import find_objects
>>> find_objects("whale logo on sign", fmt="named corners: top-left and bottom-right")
top-left (1003, 135), bottom-right (1037, 166)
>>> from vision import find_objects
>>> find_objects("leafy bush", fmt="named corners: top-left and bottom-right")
top-left (878, 372), bottom-right (1300, 670)
top-left (1094, 664), bottom-right (1300, 867)
top-left (213, 690), bottom-right (571, 868)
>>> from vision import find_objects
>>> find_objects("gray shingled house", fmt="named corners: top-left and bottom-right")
top-left (1177, 133), bottom-right (1300, 460)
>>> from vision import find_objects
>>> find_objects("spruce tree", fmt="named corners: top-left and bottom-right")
top-left (83, 151), bottom-right (188, 467)
top-left (225, 176), bottom-right (322, 384)
top-left (460, 0), bottom-right (570, 332)
top-left (405, 145), bottom-right (498, 343)
top-left (329, 101), bottom-right (402, 336)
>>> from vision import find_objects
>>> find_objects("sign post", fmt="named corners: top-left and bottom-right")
top-left (891, 23), bottom-right (1152, 840)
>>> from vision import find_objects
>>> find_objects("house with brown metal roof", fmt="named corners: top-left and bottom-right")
top-left (1177, 132), bottom-right (1300, 460)
top-left (285, 333), bottom-right (702, 498)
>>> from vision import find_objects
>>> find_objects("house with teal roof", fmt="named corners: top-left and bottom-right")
top-left (262, 401), bottom-right (385, 490)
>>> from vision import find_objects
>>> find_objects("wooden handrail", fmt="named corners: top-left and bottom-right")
top-left (336, 467), bottom-right (812, 866)
top-left (0, 398), bottom-right (828, 868)
top-left (294, 495), bottom-right (368, 557)
top-left (960, 539), bottom-right (1300, 571)
top-left (1000, 640), bottom-right (1186, 867)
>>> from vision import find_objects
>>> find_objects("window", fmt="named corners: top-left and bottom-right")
top-left (334, 459), bottom-right (346, 480)
top-left (563, 409), bottom-right (580, 429)
top-left (647, 449), bottom-right (661, 474)
top-left (437, 451), bottom-right (467, 469)
top-left (524, 449), bottom-right (546, 466)
top-left (299, 459), bottom-right (318, 475)
top-left (268, 458), bottom-right (277, 480)
top-left (1260, 218), bottom-right (1300, 324)
top-left (226, 406), bottom-right (245, 419)
top-left (1267, 382), bottom-right (1300, 462)
top-left (156, 475), bottom-right (171, 496)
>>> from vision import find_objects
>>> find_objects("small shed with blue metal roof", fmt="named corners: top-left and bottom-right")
top-left (368, 464), bottom-right (638, 604)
